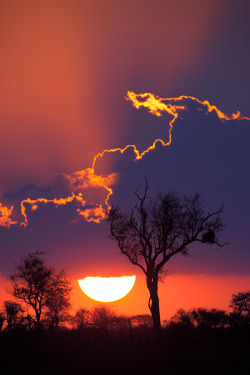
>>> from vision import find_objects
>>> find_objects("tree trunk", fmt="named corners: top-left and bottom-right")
top-left (35, 309), bottom-right (41, 330)
top-left (147, 277), bottom-right (161, 332)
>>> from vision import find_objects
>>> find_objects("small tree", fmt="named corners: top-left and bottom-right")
top-left (230, 291), bottom-right (250, 328)
top-left (72, 308), bottom-right (90, 330)
top-left (90, 305), bottom-right (127, 339)
top-left (44, 270), bottom-right (72, 329)
top-left (190, 308), bottom-right (228, 329)
top-left (108, 183), bottom-right (225, 332)
top-left (169, 308), bottom-right (228, 329)
top-left (9, 252), bottom-right (71, 330)
top-left (129, 314), bottom-right (153, 328)
top-left (4, 301), bottom-right (24, 331)
top-left (170, 308), bottom-right (194, 328)
top-left (90, 305), bottom-right (118, 331)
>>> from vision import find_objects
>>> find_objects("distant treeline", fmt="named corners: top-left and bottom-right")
top-left (0, 302), bottom-right (250, 375)
top-left (1, 291), bottom-right (250, 333)
top-left (0, 250), bottom-right (249, 332)
top-left (1, 252), bottom-right (249, 374)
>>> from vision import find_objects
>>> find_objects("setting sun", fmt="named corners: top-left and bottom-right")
top-left (78, 276), bottom-right (136, 302)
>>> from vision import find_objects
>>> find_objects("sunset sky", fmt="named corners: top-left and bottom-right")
top-left (0, 0), bottom-right (250, 319)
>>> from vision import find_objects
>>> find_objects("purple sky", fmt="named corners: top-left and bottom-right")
top-left (0, 1), bottom-right (249, 312)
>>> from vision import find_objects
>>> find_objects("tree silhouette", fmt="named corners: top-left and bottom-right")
top-left (72, 308), bottom-right (90, 329)
top-left (129, 314), bottom-right (153, 328)
top-left (169, 308), bottom-right (194, 327)
top-left (4, 301), bottom-right (24, 331)
top-left (190, 308), bottom-right (229, 329)
top-left (90, 305), bottom-right (118, 331)
top-left (44, 270), bottom-right (72, 329)
top-left (108, 182), bottom-right (225, 332)
top-left (230, 291), bottom-right (250, 329)
top-left (9, 251), bottom-right (71, 330)
top-left (89, 305), bottom-right (129, 340)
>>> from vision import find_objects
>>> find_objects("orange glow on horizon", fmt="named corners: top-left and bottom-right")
top-left (78, 275), bottom-right (136, 303)
top-left (71, 274), bottom-right (250, 319)
top-left (0, 92), bottom-right (249, 228)
top-left (0, 273), bottom-right (249, 321)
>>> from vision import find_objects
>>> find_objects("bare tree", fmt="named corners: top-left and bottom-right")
top-left (108, 182), bottom-right (226, 332)
top-left (9, 252), bottom-right (71, 330)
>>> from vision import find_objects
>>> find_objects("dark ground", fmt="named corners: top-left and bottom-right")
top-left (1, 325), bottom-right (249, 375)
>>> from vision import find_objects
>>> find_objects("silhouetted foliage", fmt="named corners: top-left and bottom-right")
top-left (230, 290), bottom-right (250, 329)
top-left (230, 291), bottom-right (250, 316)
top-left (0, 311), bottom-right (5, 331)
top-left (90, 305), bottom-right (130, 341)
top-left (108, 182), bottom-right (225, 332)
top-left (90, 305), bottom-right (122, 330)
top-left (129, 314), bottom-right (153, 328)
top-left (127, 314), bottom-right (153, 341)
top-left (9, 251), bottom-right (71, 330)
top-left (169, 308), bottom-right (194, 327)
top-left (0, 308), bottom-right (249, 375)
top-left (71, 308), bottom-right (90, 329)
top-left (44, 270), bottom-right (72, 329)
top-left (190, 308), bottom-right (229, 329)
top-left (169, 308), bottom-right (229, 329)
top-left (1, 292), bottom-right (250, 374)
top-left (90, 305), bottom-right (115, 328)
top-left (4, 300), bottom-right (24, 331)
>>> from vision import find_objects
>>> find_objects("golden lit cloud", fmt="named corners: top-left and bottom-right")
top-left (0, 203), bottom-right (17, 228)
top-left (1, 92), bottom-right (249, 228)
top-left (126, 92), bottom-right (249, 121)
top-left (20, 194), bottom-right (87, 227)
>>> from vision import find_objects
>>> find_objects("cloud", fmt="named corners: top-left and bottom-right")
top-left (4, 184), bottom-right (52, 201)
top-left (0, 203), bottom-right (17, 228)
top-left (0, 92), bottom-right (249, 228)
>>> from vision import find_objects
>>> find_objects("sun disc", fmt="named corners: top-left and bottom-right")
top-left (78, 275), bottom-right (136, 302)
